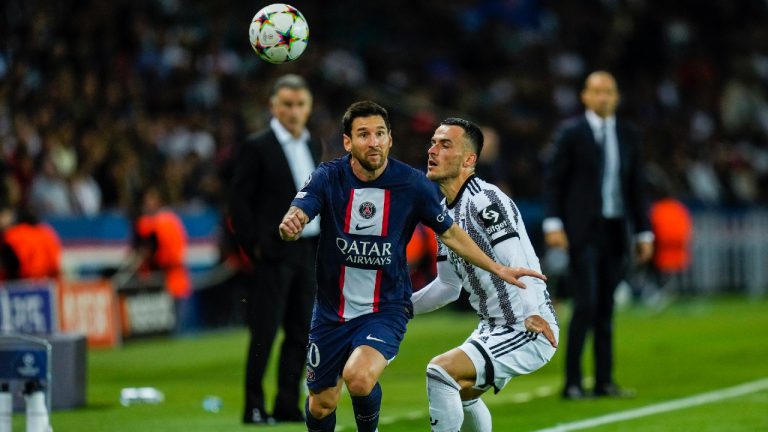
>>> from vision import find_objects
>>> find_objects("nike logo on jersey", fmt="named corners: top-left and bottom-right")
top-left (355, 223), bottom-right (376, 230)
top-left (366, 334), bottom-right (386, 343)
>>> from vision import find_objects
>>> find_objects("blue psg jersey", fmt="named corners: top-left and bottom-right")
top-left (291, 155), bottom-right (453, 323)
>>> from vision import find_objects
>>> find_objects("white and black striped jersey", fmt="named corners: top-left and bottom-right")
top-left (434, 175), bottom-right (557, 328)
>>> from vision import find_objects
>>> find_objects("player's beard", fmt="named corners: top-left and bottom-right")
top-left (354, 150), bottom-right (386, 172)
top-left (427, 161), bottom-right (460, 182)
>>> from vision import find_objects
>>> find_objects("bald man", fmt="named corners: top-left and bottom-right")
top-left (542, 71), bottom-right (653, 400)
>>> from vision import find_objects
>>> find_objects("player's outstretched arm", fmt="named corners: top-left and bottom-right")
top-left (279, 206), bottom-right (310, 241)
top-left (524, 315), bottom-right (558, 348)
top-left (438, 223), bottom-right (546, 289)
top-left (411, 261), bottom-right (462, 314)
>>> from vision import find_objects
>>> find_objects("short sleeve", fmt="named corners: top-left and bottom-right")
top-left (415, 174), bottom-right (453, 234)
top-left (290, 165), bottom-right (326, 221)
top-left (475, 199), bottom-right (520, 249)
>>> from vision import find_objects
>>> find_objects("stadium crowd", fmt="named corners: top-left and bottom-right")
top-left (2, 0), bottom-right (767, 219)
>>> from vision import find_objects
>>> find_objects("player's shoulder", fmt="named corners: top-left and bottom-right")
top-left (387, 158), bottom-right (434, 189)
top-left (465, 176), bottom-right (518, 219)
top-left (314, 156), bottom-right (348, 176)
top-left (464, 176), bottom-right (505, 207)
top-left (389, 158), bottom-right (426, 178)
top-left (297, 157), bottom-right (345, 193)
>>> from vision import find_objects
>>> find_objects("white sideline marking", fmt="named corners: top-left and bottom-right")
top-left (533, 378), bottom-right (768, 432)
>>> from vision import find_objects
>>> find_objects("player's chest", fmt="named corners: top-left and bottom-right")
top-left (447, 204), bottom-right (470, 230)
top-left (331, 186), bottom-right (414, 236)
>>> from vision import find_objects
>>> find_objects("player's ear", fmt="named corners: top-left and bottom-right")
top-left (343, 134), bottom-right (352, 152)
top-left (464, 152), bottom-right (477, 168)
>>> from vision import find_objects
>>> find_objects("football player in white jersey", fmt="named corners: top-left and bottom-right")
top-left (412, 118), bottom-right (559, 432)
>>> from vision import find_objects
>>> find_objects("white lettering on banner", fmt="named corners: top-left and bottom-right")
top-left (63, 291), bottom-right (109, 336)
top-left (11, 296), bottom-right (46, 334)
top-left (125, 292), bottom-right (175, 333)
top-left (0, 289), bottom-right (10, 332)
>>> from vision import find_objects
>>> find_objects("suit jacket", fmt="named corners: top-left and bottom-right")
top-left (229, 127), bottom-right (321, 261)
top-left (543, 115), bottom-right (651, 250)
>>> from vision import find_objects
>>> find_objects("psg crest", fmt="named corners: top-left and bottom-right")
top-left (358, 201), bottom-right (376, 219)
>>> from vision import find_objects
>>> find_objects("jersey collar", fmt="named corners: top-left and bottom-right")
top-left (446, 174), bottom-right (477, 209)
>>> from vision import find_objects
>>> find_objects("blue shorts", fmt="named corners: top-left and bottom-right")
top-left (305, 309), bottom-right (409, 391)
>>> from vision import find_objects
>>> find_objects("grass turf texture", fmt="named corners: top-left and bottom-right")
top-left (31, 297), bottom-right (768, 431)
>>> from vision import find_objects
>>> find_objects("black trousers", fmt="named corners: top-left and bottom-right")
top-left (243, 238), bottom-right (316, 419)
top-left (564, 218), bottom-right (628, 390)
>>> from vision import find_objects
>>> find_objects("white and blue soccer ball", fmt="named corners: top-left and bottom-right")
top-left (249, 3), bottom-right (309, 64)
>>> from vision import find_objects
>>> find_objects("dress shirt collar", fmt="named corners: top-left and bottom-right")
top-left (585, 110), bottom-right (615, 132)
top-left (270, 117), bottom-right (310, 145)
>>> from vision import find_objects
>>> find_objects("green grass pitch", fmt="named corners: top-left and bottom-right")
top-left (30, 297), bottom-right (768, 431)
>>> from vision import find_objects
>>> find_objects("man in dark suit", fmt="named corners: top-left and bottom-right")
top-left (542, 71), bottom-right (654, 400)
top-left (230, 74), bottom-right (320, 424)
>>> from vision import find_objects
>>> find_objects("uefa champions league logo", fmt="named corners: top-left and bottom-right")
top-left (358, 201), bottom-right (376, 219)
top-left (17, 352), bottom-right (40, 377)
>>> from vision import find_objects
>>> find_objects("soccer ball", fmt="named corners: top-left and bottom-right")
top-left (249, 4), bottom-right (309, 64)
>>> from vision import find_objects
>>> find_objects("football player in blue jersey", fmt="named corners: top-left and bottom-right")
top-left (279, 101), bottom-right (546, 432)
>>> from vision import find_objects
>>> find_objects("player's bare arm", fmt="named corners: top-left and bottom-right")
top-left (438, 223), bottom-right (546, 289)
top-left (279, 206), bottom-right (310, 241)
top-left (524, 315), bottom-right (558, 348)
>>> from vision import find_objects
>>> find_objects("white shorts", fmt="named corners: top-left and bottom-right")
top-left (458, 322), bottom-right (559, 393)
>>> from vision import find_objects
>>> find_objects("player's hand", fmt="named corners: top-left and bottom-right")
top-left (524, 315), bottom-right (557, 348)
top-left (496, 266), bottom-right (547, 289)
top-left (544, 229), bottom-right (569, 250)
top-left (279, 207), bottom-right (308, 241)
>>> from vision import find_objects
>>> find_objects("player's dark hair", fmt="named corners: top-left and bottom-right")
top-left (440, 117), bottom-right (484, 159)
top-left (271, 74), bottom-right (310, 96)
top-left (342, 101), bottom-right (391, 136)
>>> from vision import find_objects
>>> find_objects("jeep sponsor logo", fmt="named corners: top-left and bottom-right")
top-left (478, 203), bottom-right (509, 236)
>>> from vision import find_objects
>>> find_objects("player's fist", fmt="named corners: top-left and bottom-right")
top-left (279, 206), bottom-right (309, 241)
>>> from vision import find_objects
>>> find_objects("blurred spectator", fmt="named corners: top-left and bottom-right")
top-left (406, 223), bottom-right (438, 291)
top-left (69, 166), bottom-right (102, 217)
top-left (1, 0), bottom-right (767, 212)
top-left (648, 168), bottom-right (694, 299)
top-left (0, 205), bottom-right (61, 281)
top-left (28, 155), bottom-right (73, 217)
top-left (650, 195), bottom-right (693, 293)
top-left (132, 186), bottom-right (192, 329)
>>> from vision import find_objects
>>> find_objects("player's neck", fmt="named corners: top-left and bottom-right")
top-left (439, 172), bottom-right (472, 206)
top-left (350, 157), bottom-right (388, 182)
